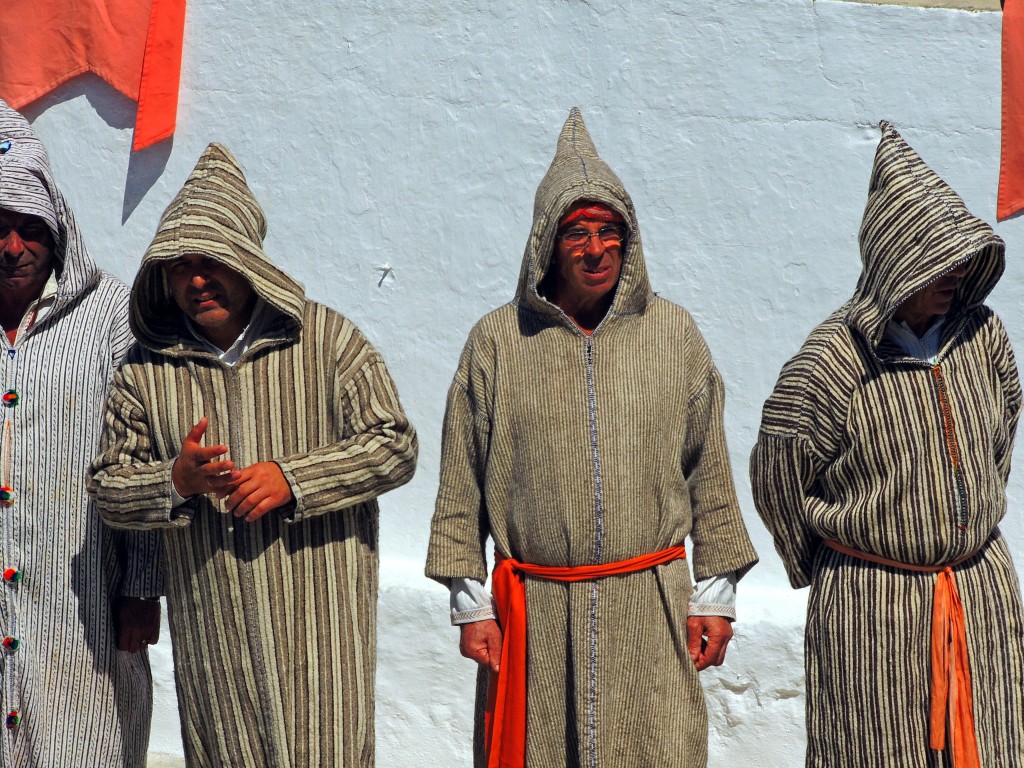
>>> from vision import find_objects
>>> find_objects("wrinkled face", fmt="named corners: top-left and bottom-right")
top-left (0, 209), bottom-right (54, 303)
top-left (893, 261), bottom-right (969, 334)
top-left (163, 253), bottom-right (256, 349)
top-left (550, 216), bottom-right (625, 308)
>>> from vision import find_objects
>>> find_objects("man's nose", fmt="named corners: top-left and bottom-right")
top-left (1, 231), bottom-right (25, 256)
top-left (190, 273), bottom-right (208, 289)
top-left (583, 233), bottom-right (606, 256)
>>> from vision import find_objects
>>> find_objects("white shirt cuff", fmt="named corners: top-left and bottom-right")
top-left (688, 571), bottom-right (737, 620)
top-left (449, 577), bottom-right (497, 625)
top-left (448, 570), bottom-right (740, 623)
top-left (170, 483), bottom-right (190, 509)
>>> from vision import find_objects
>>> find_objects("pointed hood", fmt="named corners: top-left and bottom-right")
top-left (130, 143), bottom-right (307, 355)
top-left (0, 98), bottom-right (99, 307)
top-left (847, 121), bottom-right (1004, 353)
top-left (515, 108), bottom-right (653, 324)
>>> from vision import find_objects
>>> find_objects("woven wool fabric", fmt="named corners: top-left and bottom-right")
top-left (750, 121), bottom-right (1024, 767)
top-left (87, 143), bottom-right (418, 767)
top-left (0, 99), bottom-right (160, 766)
top-left (425, 108), bottom-right (759, 768)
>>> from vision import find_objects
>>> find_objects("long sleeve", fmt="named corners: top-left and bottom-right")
top-left (277, 351), bottom-right (418, 523)
top-left (87, 363), bottom-right (191, 530)
top-left (989, 314), bottom-right (1023, 483)
top-left (425, 345), bottom-right (492, 586)
top-left (98, 290), bottom-right (167, 588)
top-left (681, 325), bottom-right (758, 582)
top-left (749, 431), bottom-right (823, 589)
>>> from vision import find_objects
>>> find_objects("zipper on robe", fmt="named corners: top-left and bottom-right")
top-left (583, 335), bottom-right (602, 768)
top-left (931, 365), bottom-right (968, 544)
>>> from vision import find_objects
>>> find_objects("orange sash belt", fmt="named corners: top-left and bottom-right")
top-left (484, 544), bottom-right (687, 768)
top-left (825, 540), bottom-right (980, 768)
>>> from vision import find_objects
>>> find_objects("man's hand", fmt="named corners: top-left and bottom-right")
top-left (172, 418), bottom-right (237, 498)
top-left (222, 462), bottom-right (294, 523)
top-left (114, 596), bottom-right (160, 653)
top-left (687, 615), bottom-right (733, 671)
top-left (460, 619), bottom-right (502, 673)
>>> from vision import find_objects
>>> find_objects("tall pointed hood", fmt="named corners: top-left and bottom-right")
top-left (515, 108), bottom-right (653, 323)
top-left (0, 98), bottom-right (99, 306)
top-left (130, 143), bottom-right (306, 353)
top-left (847, 121), bottom-right (1004, 351)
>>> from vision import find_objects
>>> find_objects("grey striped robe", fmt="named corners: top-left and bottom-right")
top-left (88, 143), bottom-right (418, 767)
top-left (426, 108), bottom-right (759, 767)
top-left (0, 100), bottom-right (160, 766)
top-left (751, 121), bottom-right (1024, 766)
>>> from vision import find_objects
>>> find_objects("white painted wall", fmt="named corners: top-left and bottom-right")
top-left (16, 0), bottom-right (1020, 764)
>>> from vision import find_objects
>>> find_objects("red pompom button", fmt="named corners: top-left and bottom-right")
top-left (5, 711), bottom-right (19, 728)
top-left (0, 487), bottom-right (12, 507)
top-left (3, 568), bottom-right (21, 584)
top-left (1, 391), bottom-right (17, 408)
top-left (2, 637), bottom-right (17, 652)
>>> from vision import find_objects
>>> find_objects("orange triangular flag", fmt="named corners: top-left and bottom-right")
top-left (998, 0), bottom-right (1024, 219)
top-left (0, 0), bottom-right (185, 152)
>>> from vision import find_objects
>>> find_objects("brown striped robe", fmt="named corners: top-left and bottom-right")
top-left (426, 108), bottom-right (758, 768)
top-left (750, 121), bottom-right (1024, 766)
top-left (87, 144), bottom-right (418, 767)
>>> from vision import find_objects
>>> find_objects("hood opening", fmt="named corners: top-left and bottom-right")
top-left (847, 122), bottom-right (1005, 352)
top-left (130, 143), bottom-right (307, 354)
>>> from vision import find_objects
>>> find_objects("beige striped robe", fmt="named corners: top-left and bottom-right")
top-left (88, 144), bottom-right (418, 767)
top-left (426, 108), bottom-right (758, 768)
top-left (750, 122), bottom-right (1024, 766)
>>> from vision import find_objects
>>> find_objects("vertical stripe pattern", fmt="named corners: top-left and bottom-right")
top-left (87, 144), bottom-right (418, 767)
top-left (0, 100), bottom-right (158, 767)
top-left (426, 108), bottom-right (758, 767)
top-left (750, 122), bottom-right (1024, 766)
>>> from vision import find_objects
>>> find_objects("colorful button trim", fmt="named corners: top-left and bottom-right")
top-left (3, 568), bottom-right (21, 584)
top-left (2, 637), bottom-right (17, 652)
top-left (5, 711), bottom-right (19, 729)
top-left (1, 391), bottom-right (17, 408)
top-left (0, 140), bottom-right (11, 155)
top-left (0, 486), bottom-right (12, 507)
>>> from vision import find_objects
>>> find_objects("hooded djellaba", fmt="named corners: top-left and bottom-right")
top-left (751, 122), bottom-right (1024, 767)
top-left (0, 100), bottom-right (162, 765)
top-left (88, 143), bottom-right (418, 767)
top-left (426, 108), bottom-right (758, 768)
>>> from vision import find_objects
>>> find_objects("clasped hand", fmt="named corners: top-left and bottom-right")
top-left (172, 418), bottom-right (294, 522)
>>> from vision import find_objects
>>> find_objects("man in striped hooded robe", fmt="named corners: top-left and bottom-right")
top-left (751, 122), bottom-right (1024, 766)
top-left (0, 100), bottom-right (161, 765)
top-left (426, 108), bottom-right (758, 768)
top-left (88, 143), bottom-right (418, 767)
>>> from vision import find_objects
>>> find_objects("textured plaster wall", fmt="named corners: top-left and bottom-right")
top-left (14, 0), bottom-right (1020, 765)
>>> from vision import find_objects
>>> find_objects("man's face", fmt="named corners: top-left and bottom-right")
top-left (550, 216), bottom-right (625, 308)
top-left (0, 209), bottom-right (54, 302)
top-left (163, 254), bottom-right (256, 348)
top-left (893, 261), bottom-right (969, 334)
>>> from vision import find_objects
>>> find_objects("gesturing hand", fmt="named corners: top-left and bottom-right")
top-left (222, 462), bottom-right (294, 523)
top-left (171, 418), bottom-right (237, 498)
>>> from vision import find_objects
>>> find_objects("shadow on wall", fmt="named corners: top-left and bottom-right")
top-left (18, 73), bottom-right (171, 223)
